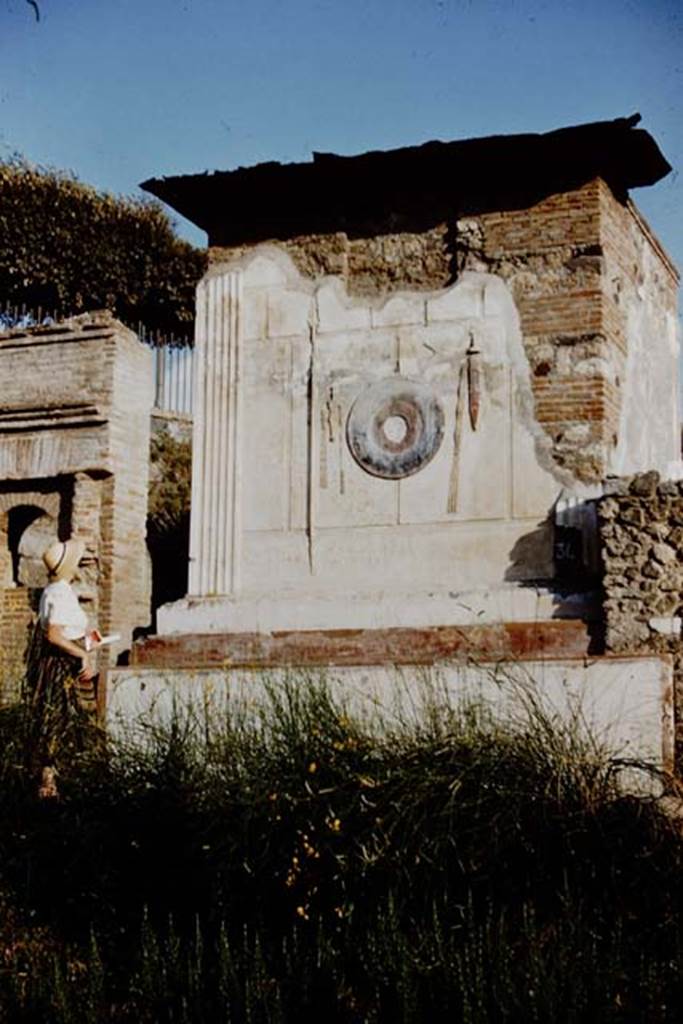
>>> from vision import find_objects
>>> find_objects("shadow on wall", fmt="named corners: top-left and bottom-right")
top-left (504, 517), bottom-right (555, 586)
top-left (146, 514), bottom-right (189, 630)
top-left (7, 506), bottom-right (54, 588)
top-left (505, 511), bottom-right (605, 654)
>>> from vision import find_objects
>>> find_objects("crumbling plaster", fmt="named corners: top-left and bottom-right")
top-left (209, 180), bottom-right (679, 486)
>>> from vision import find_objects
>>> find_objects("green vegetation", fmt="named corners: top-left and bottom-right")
top-left (0, 158), bottom-right (206, 337)
top-left (147, 427), bottom-right (192, 610)
top-left (0, 678), bottom-right (681, 1022)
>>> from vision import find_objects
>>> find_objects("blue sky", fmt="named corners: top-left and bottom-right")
top-left (1, 0), bottom-right (681, 278)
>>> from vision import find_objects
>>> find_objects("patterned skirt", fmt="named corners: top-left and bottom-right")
top-left (23, 626), bottom-right (99, 775)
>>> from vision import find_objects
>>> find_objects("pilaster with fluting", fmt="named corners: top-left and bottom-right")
top-left (188, 270), bottom-right (242, 596)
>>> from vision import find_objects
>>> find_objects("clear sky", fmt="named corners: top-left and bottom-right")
top-left (1, 0), bottom-right (681, 281)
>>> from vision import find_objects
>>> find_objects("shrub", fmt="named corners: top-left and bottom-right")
top-left (0, 676), bottom-right (681, 1021)
top-left (0, 158), bottom-right (206, 338)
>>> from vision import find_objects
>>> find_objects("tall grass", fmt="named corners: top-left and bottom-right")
top-left (0, 676), bottom-right (681, 1021)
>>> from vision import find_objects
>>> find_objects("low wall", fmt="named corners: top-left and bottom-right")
top-left (107, 655), bottom-right (674, 792)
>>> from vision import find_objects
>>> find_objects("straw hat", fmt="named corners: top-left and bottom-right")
top-left (42, 539), bottom-right (86, 582)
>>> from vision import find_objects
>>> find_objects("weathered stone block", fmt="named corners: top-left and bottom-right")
top-left (621, 505), bottom-right (645, 527)
top-left (630, 471), bottom-right (660, 497)
top-left (652, 543), bottom-right (676, 565)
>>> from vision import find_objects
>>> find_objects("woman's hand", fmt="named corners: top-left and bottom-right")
top-left (78, 656), bottom-right (96, 683)
top-left (47, 623), bottom-right (88, 659)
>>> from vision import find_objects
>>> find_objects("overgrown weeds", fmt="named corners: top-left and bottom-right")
top-left (0, 674), bottom-right (681, 1021)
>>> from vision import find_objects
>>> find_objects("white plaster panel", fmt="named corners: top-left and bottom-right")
top-left (426, 274), bottom-right (486, 322)
top-left (512, 404), bottom-right (563, 518)
top-left (315, 329), bottom-right (399, 529)
top-left (399, 360), bottom-right (510, 524)
top-left (316, 279), bottom-right (372, 334)
top-left (236, 518), bottom-right (553, 606)
top-left (241, 340), bottom-right (291, 531)
top-left (241, 253), bottom-right (291, 288)
top-left (612, 256), bottom-right (680, 477)
top-left (108, 656), bottom-right (674, 784)
top-left (157, 582), bottom-right (563, 634)
top-left (482, 276), bottom-right (513, 319)
top-left (371, 294), bottom-right (426, 328)
top-left (288, 337), bottom-right (312, 531)
top-left (267, 287), bottom-right (314, 338)
top-left (242, 287), bottom-right (268, 340)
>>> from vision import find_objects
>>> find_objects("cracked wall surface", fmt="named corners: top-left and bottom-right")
top-left (209, 178), bottom-right (679, 485)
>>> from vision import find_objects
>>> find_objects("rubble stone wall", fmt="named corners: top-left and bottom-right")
top-left (597, 471), bottom-right (683, 755)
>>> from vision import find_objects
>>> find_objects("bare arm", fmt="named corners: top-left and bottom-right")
top-left (46, 624), bottom-right (95, 680)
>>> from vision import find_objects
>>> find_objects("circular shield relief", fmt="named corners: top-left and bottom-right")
top-left (346, 377), bottom-right (445, 479)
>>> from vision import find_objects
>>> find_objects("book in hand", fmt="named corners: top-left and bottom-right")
top-left (85, 632), bottom-right (121, 651)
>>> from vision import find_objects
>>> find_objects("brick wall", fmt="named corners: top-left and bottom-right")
top-left (460, 180), bottom-right (678, 482)
top-left (0, 586), bottom-right (34, 703)
top-left (0, 314), bottom-right (154, 683)
top-left (0, 483), bottom-right (65, 698)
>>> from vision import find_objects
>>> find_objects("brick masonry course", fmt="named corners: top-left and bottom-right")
top-left (0, 314), bottom-right (153, 697)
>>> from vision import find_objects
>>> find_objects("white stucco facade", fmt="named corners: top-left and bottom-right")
top-left (160, 247), bottom-right (567, 635)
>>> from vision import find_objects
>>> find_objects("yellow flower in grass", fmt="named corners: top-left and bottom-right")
top-left (308, 762), bottom-right (317, 774)
top-left (327, 817), bottom-right (341, 833)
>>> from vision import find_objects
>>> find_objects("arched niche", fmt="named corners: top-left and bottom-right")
top-left (8, 505), bottom-right (56, 587)
top-left (0, 489), bottom-right (61, 589)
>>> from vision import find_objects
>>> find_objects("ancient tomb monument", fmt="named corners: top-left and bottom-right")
top-left (121, 116), bottom-right (678, 769)
top-left (0, 313), bottom-right (153, 694)
top-left (137, 114), bottom-right (678, 638)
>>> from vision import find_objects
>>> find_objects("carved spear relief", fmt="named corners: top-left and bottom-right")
top-left (447, 335), bottom-right (483, 514)
top-left (319, 386), bottom-right (335, 490)
top-left (446, 359), bottom-right (466, 515)
top-left (337, 403), bottom-right (345, 495)
top-left (466, 335), bottom-right (481, 431)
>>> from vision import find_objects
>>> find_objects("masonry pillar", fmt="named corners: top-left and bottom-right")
top-left (71, 471), bottom-right (103, 626)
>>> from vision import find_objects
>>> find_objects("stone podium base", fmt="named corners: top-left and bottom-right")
top-left (131, 619), bottom-right (594, 670)
top-left (156, 584), bottom-right (600, 637)
top-left (107, 651), bottom-right (674, 791)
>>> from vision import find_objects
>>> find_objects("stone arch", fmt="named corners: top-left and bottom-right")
top-left (0, 491), bottom-right (61, 589)
top-left (0, 490), bottom-right (60, 519)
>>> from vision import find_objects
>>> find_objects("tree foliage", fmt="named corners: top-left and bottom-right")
top-left (147, 427), bottom-right (192, 610)
top-left (0, 158), bottom-right (206, 339)
top-left (148, 428), bottom-right (192, 537)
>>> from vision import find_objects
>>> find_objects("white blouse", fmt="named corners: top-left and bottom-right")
top-left (39, 580), bottom-right (89, 641)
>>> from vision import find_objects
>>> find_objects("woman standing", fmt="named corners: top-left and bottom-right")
top-left (25, 538), bottom-right (101, 799)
